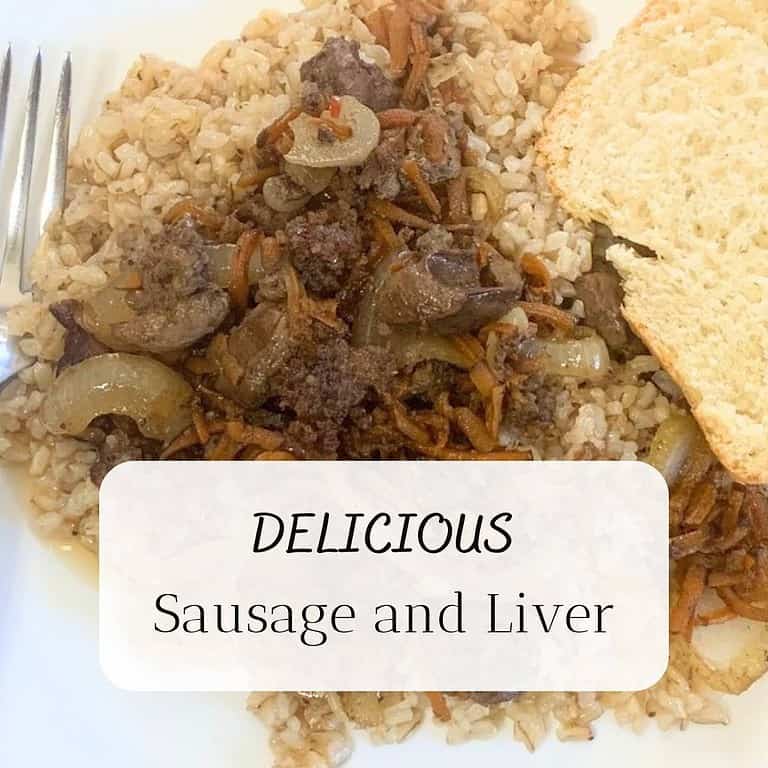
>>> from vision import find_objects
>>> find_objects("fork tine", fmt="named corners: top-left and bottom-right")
top-left (0, 45), bottom-right (11, 172)
top-left (1, 49), bottom-right (42, 295)
top-left (39, 53), bottom-right (71, 244)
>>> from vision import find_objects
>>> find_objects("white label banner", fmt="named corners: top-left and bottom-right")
top-left (99, 461), bottom-right (668, 692)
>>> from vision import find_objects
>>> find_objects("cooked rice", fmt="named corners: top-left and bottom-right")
top-left (0, 0), bottom-right (738, 765)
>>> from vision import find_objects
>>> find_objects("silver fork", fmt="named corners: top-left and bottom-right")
top-left (0, 45), bottom-right (71, 388)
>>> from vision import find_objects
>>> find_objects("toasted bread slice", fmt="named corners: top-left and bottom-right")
top-left (538, 0), bottom-right (768, 483)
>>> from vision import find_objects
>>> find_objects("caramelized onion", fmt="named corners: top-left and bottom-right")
top-left (207, 243), bottom-right (266, 289)
top-left (42, 354), bottom-right (194, 442)
top-left (465, 167), bottom-right (506, 224)
top-left (390, 328), bottom-right (476, 370)
top-left (534, 336), bottom-right (610, 381)
top-left (687, 622), bottom-right (768, 695)
top-left (646, 414), bottom-right (701, 487)
top-left (79, 288), bottom-right (138, 351)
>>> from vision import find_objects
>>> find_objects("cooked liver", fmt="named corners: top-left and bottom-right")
top-left (377, 248), bottom-right (517, 333)
top-left (574, 269), bottom-right (631, 352)
top-left (115, 221), bottom-right (230, 353)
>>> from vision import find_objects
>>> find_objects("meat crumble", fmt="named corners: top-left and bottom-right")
top-left (283, 202), bottom-right (363, 297)
top-left (273, 323), bottom-right (394, 457)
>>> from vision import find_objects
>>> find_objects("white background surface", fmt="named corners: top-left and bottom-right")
top-left (0, 0), bottom-right (766, 766)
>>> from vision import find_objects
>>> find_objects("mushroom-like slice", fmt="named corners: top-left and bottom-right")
top-left (42, 353), bottom-right (194, 442)
top-left (285, 96), bottom-right (381, 169)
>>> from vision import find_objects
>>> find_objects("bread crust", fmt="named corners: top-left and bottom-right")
top-left (622, 305), bottom-right (768, 485)
top-left (538, 0), bottom-right (768, 484)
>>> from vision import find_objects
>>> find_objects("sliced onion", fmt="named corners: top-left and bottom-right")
top-left (285, 96), bottom-right (380, 169)
top-left (80, 289), bottom-right (138, 352)
top-left (465, 167), bottom-right (506, 224)
top-left (205, 243), bottom-right (265, 289)
top-left (86, 287), bottom-right (136, 324)
top-left (535, 336), bottom-right (610, 381)
top-left (686, 624), bottom-right (768, 695)
top-left (646, 413), bottom-right (701, 487)
top-left (284, 162), bottom-right (336, 195)
top-left (352, 249), bottom-right (400, 348)
top-left (42, 353), bottom-right (194, 442)
top-left (390, 328), bottom-right (475, 370)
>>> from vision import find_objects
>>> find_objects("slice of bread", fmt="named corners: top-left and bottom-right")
top-left (538, 0), bottom-right (768, 483)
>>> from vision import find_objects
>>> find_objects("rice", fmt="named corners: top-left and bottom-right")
top-left (248, 657), bottom-right (728, 767)
top-left (0, 0), bottom-right (734, 764)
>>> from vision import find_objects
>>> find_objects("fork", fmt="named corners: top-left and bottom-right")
top-left (0, 45), bottom-right (71, 388)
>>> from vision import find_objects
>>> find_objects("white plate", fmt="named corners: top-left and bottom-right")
top-left (0, 1), bottom-right (766, 765)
